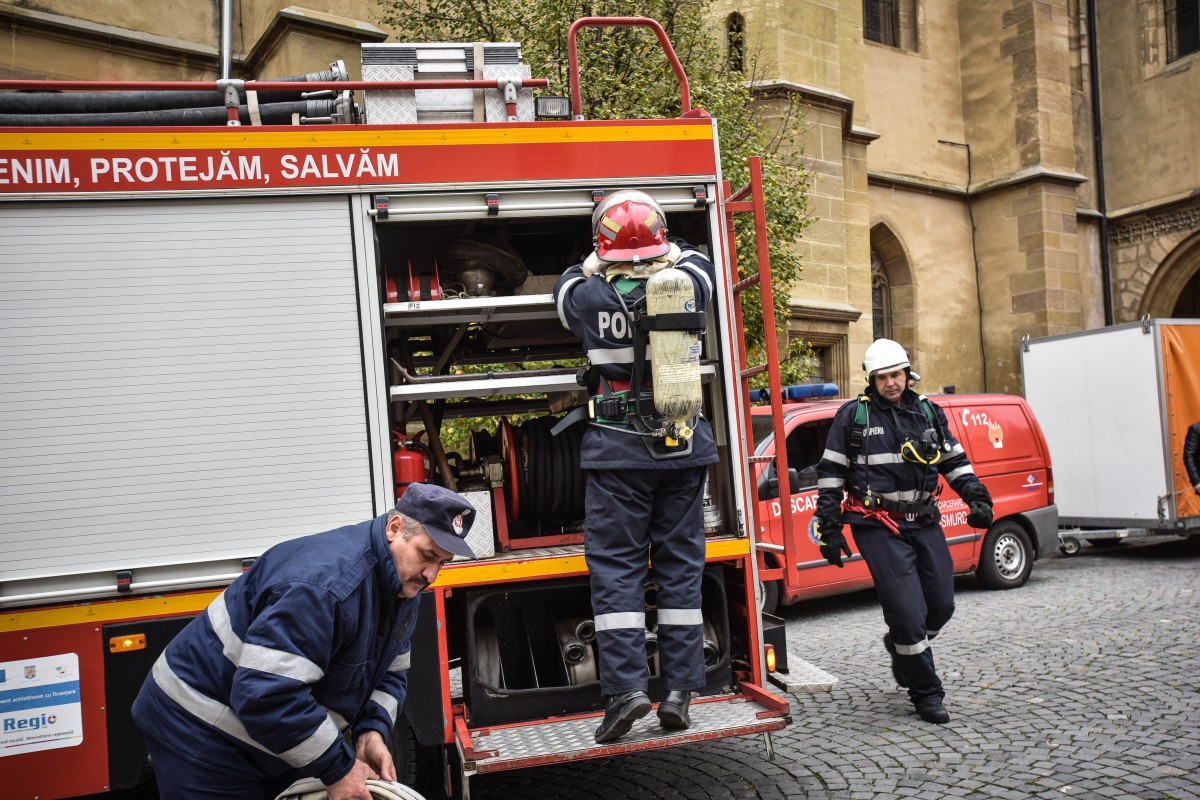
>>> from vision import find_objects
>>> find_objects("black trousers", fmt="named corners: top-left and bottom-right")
top-left (852, 516), bottom-right (955, 705)
top-left (584, 466), bottom-right (707, 697)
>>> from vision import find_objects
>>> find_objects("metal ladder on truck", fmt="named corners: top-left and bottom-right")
top-left (723, 156), bottom-right (839, 696)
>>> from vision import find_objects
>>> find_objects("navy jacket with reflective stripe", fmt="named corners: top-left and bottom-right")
top-left (553, 239), bottom-right (719, 469)
top-left (816, 389), bottom-right (985, 530)
top-left (132, 514), bottom-right (418, 786)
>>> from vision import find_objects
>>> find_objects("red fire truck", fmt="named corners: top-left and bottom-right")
top-left (0, 18), bottom-right (814, 799)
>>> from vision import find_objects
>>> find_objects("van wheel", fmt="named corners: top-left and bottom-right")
top-left (759, 579), bottom-right (780, 616)
top-left (977, 521), bottom-right (1033, 589)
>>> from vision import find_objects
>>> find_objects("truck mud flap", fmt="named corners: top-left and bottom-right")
top-left (454, 682), bottom-right (790, 777)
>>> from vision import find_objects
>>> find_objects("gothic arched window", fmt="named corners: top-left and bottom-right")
top-left (726, 13), bottom-right (746, 72)
top-left (871, 250), bottom-right (892, 340)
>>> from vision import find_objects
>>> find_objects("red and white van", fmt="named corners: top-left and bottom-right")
top-left (750, 389), bottom-right (1059, 614)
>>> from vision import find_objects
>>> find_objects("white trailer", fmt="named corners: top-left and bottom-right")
top-left (1020, 318), bottom-right (1200, 553)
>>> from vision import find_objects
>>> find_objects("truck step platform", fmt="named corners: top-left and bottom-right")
top-left (456, 683), bottom-right (789, 777)
top-left (768, 655), bottom-right (839, 695)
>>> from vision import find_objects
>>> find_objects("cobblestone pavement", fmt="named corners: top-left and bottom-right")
top-left (94, 536), bottom-right (1200, 800)
top-left (465, 536), bottom-right (1200, 800)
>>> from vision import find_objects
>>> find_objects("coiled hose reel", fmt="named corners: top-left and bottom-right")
top-left (497, 415), bottom-right (585, 526)
top-left (275, 777), bottom-right (426, 800)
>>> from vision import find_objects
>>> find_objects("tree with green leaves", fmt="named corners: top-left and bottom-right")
top-left (378, 0), bottom-right (814, 386)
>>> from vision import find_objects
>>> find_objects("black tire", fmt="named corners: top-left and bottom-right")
top-left (976, 520), bottom-right (1033, 590)
top-left (388, 716), bottom-right (446, 797)
top-left (1059, 536), bottom-right (1081, 556)
top-left (759, 578), bottom-right (780, 616)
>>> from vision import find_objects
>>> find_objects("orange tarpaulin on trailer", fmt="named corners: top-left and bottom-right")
top-left (1162, 323), bottom-right (1200, 520)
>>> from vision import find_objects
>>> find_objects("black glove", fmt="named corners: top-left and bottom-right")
top-left (962, 484), bottom-right (994, 529)
top-left (815, 509), bottom-right (852, 568)
top-left (967, 501), bottom-right (993, 529)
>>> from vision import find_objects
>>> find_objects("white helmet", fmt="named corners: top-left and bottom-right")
top-left (862, 338), bottom-right (911, 377)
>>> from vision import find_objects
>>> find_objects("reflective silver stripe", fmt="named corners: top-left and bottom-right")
top-left (861, 453), bottom-right (905, 465)
top-left (278, 715), bottom-right (340, 769)
top-left (927, 628), bottom-right (940, 639)
top-left (894, 638), bottom-right (930, 656)
top-left (817, 477), bottom-right (844, 489)
top-left (874, 489), bottom-right (933, 502)
top-left (389, 651), bottom-right (411, 673)
top-left (946, 464), bottom-right (975, 481)
top-left (586, 346), bottom-right (654, 365)
top-left (821, 448), bottom-right (849, 466)
top-left (329, 710), bottom-right (350, 732)
top-left (240, 644), bottom-right (324, 684)
top-left (150, 653), bottom-right (270, 755)
top-left (678, 260), bottom-right (714, 297)
top-left (370, 690), bottom-right (399, 726)
top-left (555, 275), bottom-right (584, 326)
top-left (206, 591), bottom-right (242, 664)
top-left (656, 608), bottom-right (703, 626)
top-left (208, 591), bottom-right (324, 684)
top-left (593, 611), bottom-right (646, 630)
top-left (947, 443), bottom-right (965, 457)
top-left (151, 652), bottom-right (340, 767)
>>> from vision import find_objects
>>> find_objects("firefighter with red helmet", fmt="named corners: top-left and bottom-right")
top-left (814, 339), bottom-right (993, 725)
top-left (553, 189), bottom-right (717, 743)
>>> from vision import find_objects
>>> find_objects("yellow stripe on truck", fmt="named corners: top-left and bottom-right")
top-left (0, 123), bottom-right (714, 153)
top-left (433, 536), bottom-right (751, 588)
top-left (1, 591), bottom-right (219, 633)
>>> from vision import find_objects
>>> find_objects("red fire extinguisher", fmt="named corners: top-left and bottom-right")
top-left (392, 431), bottom-right (432, 500)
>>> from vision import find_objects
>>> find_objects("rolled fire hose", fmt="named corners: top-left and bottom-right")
top-left (275, 777), bottom-right (426, 800)
top-left (555, 617), bottom-right (597, 684)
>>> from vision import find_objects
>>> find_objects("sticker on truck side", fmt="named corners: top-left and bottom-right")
top-left (0, 653), bottom-right (83, 756)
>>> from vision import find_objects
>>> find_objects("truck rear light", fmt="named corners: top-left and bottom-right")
top-left (109, 633), bottom-right (146, 653)
top-left (1046, 466), bottom-right (1054, 502)
top-left (765, 643), bottom-right (777, 673)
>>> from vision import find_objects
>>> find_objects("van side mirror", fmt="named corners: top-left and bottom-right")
top-left (756, 465), bottom-right (801, 501)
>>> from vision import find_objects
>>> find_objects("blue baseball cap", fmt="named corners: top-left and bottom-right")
top-left (395, 483), bottom-right (477, 558)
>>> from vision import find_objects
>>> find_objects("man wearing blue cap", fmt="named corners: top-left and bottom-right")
top-left (132, 483), bottom-right (477, 800)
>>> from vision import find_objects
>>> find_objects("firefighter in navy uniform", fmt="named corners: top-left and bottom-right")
top-left (131, 483), bottom-right (478, 800)
top-left (553, 189), bottom-right (718, 743)
top-left (814, 339), bottom-right (993, 724)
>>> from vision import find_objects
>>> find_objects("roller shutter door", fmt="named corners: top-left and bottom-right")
top-left (0, 195), bottom-right (376, 600)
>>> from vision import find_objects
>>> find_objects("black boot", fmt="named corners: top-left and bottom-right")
top-left (657, 690), bottom-right (692, 730)
top-left (915, 698), bottom-right (950, 724)
top-left (883, 633), bottom-right (908, 688)
top-left (594, 691), bottom-right (651, 743)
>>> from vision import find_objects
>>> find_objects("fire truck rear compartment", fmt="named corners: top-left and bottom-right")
top-left (453, 569), bottom-right (732, 728)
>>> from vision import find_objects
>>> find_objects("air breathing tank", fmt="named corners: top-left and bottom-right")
top-left (645, 267), bottom-right (703, 438)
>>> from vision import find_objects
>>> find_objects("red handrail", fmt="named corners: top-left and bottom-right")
top-left (566, 16), bottom-right (691, 119)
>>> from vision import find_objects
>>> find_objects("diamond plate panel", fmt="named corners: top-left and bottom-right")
top-left (464, 691), bottom-right (787, 773)
top-left (457, 490), bottom-right (496, 560)
top-left (768, 656), bottom-right (839, 694)
top-left (483, 65), bottom-right (534, 122)
top-left (362, 64), bottom-right (416, 125)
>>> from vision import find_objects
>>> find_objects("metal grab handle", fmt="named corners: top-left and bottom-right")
top-left (566, 16), bottom-right (691, 119)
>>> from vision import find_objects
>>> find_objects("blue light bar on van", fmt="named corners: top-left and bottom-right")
top-left (749, 383), bottom-right (840, 403)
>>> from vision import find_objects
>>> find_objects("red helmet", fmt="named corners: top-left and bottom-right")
top-left (591, 190), bottom-right (670, 263)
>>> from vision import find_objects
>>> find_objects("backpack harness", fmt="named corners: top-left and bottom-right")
top-left (844, 392), bottom-right (947, 520)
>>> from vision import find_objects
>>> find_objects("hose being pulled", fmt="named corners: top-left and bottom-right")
top-left (275, 777), bottom-right (427, 800)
